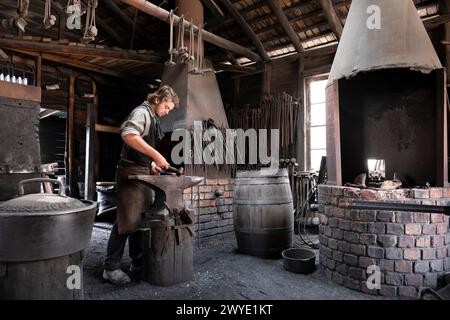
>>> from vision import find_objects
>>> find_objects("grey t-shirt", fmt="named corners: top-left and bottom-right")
top-left (120, 102), bottom-right (156, 138)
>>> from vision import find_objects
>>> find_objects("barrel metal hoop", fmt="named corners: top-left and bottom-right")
top-left (236, 227), bottom-right (293, 235)
top-left (233, 198), bottom-right (293, 205)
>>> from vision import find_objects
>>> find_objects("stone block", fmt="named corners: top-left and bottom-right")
top-left (398, 286), bottom-right (418, 298)
top-left (380, 285), bottom-right (398, 297)
top-left (349, 267), bottom-right (366, 281)
top-left (359, 257), bottom-right (376, 269)
top-left (414, 213), bottom-right (430, 224)
top-left (430, 260), bottom-right (443, 272)
top-left (404, 249), bottom-right (421, 260)
top-left (385, 272), bottom-right (404, 286)
top-left (379, 259), bottom-right (395, 272)
top-left (405, 274), bottom-right (423, 287)
top-left (415, 236), bottom-right (431, 248)
top-left (350, 244), bottom-right (366, 256)
top-left (430, 214), bottom-right (444, 223)
top-left (339, 219), bottom-right (351, 230)
top-left (360, 233), bottom-right (377, 245)
top-left (405, 224), bottom-right (421, 235)
top-left (431, 235), bottom-right (445, 248)
top-left (398, 236), bottom-right (415, 248)
top-left (367, 246), bottom-right (384, 259)
top-left (395, 261), bottom-right (413, 273)
top-left (377, 235), bottom-right (397, 247)
top-left (395, 212), bottom-right (413, 224)
top-left (422, 224), bottom-right (436, 235)
top-left (367, 222), bottom-right (386, 234)
top-left (359, 210), bottom-right (377, 221)
top-left (385, 248), bottom-right (403, 260)
top-left (377, 211), bottom-right (395, 222)
top-left (414, 261), bottom-right (430, 273)
top-left (344, 231), bottom-right (359, 243)
top-left (411, 189), bottom-right (430, 199)
top-left (386, 223), bottom-right (404, 235)
top-left (424, 273), bottom-right (438, 287)
top-left (343, 254), bottom-right (358, 266)
top-left (422, 248), bottom-right (436, 260)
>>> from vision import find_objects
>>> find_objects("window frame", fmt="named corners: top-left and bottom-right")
top-left (305, 74), bottom-right (329, 171)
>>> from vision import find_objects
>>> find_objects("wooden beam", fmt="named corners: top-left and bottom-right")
top-left (266, 0), bottom-right (304, 53)
top-left (214, 62), bottom-right (256, 73)
top-left (118, 0), bottom-right (261, 62)
top-left (5, 47), bottom-right (149, 81)
top-left (36, 54), bottom-right (42, 87)
top-left (218, 0), bottom-right (269, 61)
top-left (95, 124), bottom-right (120, 133)
top-left (0, 37), bottom-right (163, 63)
top-left (201, 0), bottom-right (224, 17)
top-left (296, 56), bottom-right (305, 170)
top-left (318, 0), bottom-right (344, 39)
top-left (66, 75), bottom-right (75, 197)
top-left (84, 82), bottom-right (97, 200)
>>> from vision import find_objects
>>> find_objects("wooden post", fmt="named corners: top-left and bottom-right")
top-left (84, 81), bottom-right (98, 200)
top-left (262, 62), bottom-right (272, 95)
top-left (58, 13), bottom-right (66, 40)
top-left (36, 54), bottom-right (42, 87)
top-left (233, 77), bottom-right (240, 109)
top-left (296, 57), bottom-right (306, 170)
top-left (66, 75), bottom-right (75, 196)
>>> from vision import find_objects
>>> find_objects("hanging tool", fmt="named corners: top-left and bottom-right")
top-left (43, 0), bottom-right (56, 29)
top-left (81, 0), bottom-right (98, 43)
top-left (177, 15), bottom-right (190, 63)
top-left (165, 10), bottom-right (177, 67)
top-left (191, 24), bottom-right (212, 74)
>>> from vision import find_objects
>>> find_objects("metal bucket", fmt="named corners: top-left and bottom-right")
top-left (282, 248), bottom-right (316, 274)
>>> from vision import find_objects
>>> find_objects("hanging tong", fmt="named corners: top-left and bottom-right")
top-left (177, 15), bottom-right (190, 63)
top-left (191, 24), bottom-right (211, 74)
top-left (165, 10), bottom-right (177, 67)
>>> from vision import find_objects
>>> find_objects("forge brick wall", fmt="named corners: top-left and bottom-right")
top-left (318, 185), bottom-right (450, 298)
top-left (183, 178), bottom-right (234, 239)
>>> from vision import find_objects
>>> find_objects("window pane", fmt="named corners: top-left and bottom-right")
top-left (310, 126), bottom-right (326, 149)
top-left (310, 80), bottom-right (327, 104)
top-left (310, 149), bottom-right (326, 171)
top-left (310, 103), bottom-right (326, 126)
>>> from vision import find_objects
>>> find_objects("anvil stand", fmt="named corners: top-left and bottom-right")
top-left (129, 175), bottom-right (203, 286)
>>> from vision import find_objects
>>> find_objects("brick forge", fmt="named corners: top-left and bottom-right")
top-left (183, 178), bottom-right (234, 239)
top-left (318, 185), bottom-right (450, 298)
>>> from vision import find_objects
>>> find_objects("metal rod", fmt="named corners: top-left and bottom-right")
top-left (348, 200), bottom-right (450, 215)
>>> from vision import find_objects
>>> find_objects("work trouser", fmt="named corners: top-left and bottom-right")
top-left (104, 222), bottom-right (142, 271)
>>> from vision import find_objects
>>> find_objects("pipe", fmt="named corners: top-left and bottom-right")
top-left (118, 0), bottom-right (262, 62)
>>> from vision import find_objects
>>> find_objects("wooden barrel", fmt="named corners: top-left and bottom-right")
top-left (233, 169), bottom-right (294, 258)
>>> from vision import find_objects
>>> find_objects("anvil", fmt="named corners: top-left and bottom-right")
top-left (128, 175), bottom-right (203, 213)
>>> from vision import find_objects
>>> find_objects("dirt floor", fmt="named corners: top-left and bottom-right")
top-left (83, 223), bottom-right (390, 300)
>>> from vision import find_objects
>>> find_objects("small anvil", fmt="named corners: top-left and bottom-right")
top-left (129, 175), bottom-right (203, 218)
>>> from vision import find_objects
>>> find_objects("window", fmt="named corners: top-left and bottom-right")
top-left (306, 77), bottom-right (327, 171)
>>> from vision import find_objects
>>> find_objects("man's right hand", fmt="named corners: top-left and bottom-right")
top-left (153, 154), bottom-right (170, 170)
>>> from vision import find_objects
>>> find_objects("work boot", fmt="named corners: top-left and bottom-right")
top-left (102, 269), bottom-right (131, 285)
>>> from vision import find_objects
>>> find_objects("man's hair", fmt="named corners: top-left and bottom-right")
top-left (148, 85), bottom-right (179, 108)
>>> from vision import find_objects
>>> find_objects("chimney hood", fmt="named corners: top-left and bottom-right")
top-left (160, 61), bottom-right (229, 132)
top-left (327, 0), bottom-right (443, 85)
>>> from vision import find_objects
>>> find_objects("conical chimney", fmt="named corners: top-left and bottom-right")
top-left (328, 0), bottom-right (442, 84)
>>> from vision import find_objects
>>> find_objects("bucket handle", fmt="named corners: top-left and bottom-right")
top-left (18, 178), bottom-right (64, 196)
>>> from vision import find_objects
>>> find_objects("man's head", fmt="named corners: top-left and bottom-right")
top-left (148, 85), bottom-right (179, 117)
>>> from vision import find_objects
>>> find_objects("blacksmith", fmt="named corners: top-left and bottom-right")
top-left (103, 85), bottom-right (179, 284)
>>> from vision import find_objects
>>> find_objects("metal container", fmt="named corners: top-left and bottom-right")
top-left (282, 248), bottom-right (316, 274)
top-left (0, 178), bottom-right (97, 300)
